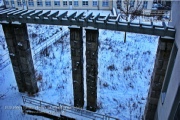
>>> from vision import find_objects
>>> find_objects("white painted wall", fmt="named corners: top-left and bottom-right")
top-left (157, 1), bottom-right (180, 120)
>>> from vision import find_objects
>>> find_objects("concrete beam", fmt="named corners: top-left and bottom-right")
top-left (0, 9), bottom-right (175, 38)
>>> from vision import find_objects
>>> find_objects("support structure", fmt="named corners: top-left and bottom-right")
top-left (2, 23), bottom-right (38, 94)
top-left (144, 37), bottom-right (174, 120)
top-left (85, 28), bottom-right (99, 112)
top-left (69, 26), bottom-right (84, 108)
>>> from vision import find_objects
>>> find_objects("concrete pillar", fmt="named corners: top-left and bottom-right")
top-left (2, 23), bottom-right (38, 94)
top-left (69, 26), bottom-right (84, 108)
top-left (85, 28), bottom-right (99, 112)
top-left (144, 37), bottom-right (174, 120)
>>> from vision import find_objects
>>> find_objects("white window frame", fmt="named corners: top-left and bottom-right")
top-left (74, 0), bottom-right (78, 6)
top-left (5, 0), bottom-right (9, 5)
top-left (82, 0), bottom-right (88, 6)
top-left (143, 1), bottom-right (148, 9)
top-left (92, 0), bottom-right (97, 6)
top-left (17, 0), bottom-right (22, 7)
top-left (37, 0), bottom-right (43, 6)
top-left (102, 0), bottom-right (108, 7)
top-left (28, 0), bottom-right (34, 6)
top-left (54, 0), bottom-right (60, 6)
top-left (45, 0), bottom-right (51, 6)
top-left (63, 1), bottom-right (67, 6)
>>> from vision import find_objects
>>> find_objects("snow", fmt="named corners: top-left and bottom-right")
top-left (0, 20), bottom-right (159, 120)
top-left (97, 30), bottom-right (158, 120)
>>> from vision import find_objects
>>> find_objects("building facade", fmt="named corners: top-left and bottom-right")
top-left (3, 0), bottom-right (153, 10)
top-left (4, 0), bottom-right (113, 10)
top-left (154, 1), bottom-right (180, 120)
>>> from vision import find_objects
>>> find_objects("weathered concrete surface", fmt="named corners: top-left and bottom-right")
top-left (85, 28), bottom-right (99, 112)
top-left (2, 23), bottom-right (38, 94)
top-left (144, 37), bottom-right (173, 120)
top-left (69, 27), bottom-right (84, 108)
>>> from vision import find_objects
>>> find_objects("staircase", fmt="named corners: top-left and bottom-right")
top-left (21, 96), bottom-right (118, 120)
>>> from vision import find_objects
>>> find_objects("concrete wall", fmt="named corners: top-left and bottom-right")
top-left (156, 1), bottom-right (180, 120)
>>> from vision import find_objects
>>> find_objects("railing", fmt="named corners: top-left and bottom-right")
top-left (22, 96), bottom-right (118, 120)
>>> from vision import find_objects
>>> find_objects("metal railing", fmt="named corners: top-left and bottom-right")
top-left (22, 96), bottom-right (118, 120)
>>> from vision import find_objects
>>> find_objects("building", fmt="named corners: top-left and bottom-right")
top-left (3, 0), bottom-right (153, 10)
top-left (154, 1), bottom-right (180, 120)
top-left (4, 0), bottom-right (113, 10)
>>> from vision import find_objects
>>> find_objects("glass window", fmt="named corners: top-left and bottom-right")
top-left (69, 1), bottom-right (72, 5)
top-left (54, 1), bottom-right (60, 6)
top-left (74, 1), bottom-right (78, 6)
top-left (11, 0), bottom-right (14, 4)
top-left (45, 1), bottom-right (51, 6)
top-left (63, 1), bottom-right (67, 6)
top-left (117, 0), bottom-right (121, 9)
top-left (37, 0), bottom-right (43, 6)
top-left (17, 0), bottom-right (22, 6)
top-left (82, 1), bottom-right (88, 6)
top-left (102, 0), bottom-right (108, 7)
top-left (93, 1), bottom-right (97, 6)
top-left (28, 0), bottom-right (34, 6)
top-left (5, 1), bottom-right (9, 5)
top-left (143, 1), bottom-right (148, 9)
top-left (130, 0), bottom-right (135, 7)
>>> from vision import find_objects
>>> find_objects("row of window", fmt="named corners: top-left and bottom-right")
top-left (117, 0), bottom-right (148, 9)
top-left (5, 0), bottom-right (109, 7)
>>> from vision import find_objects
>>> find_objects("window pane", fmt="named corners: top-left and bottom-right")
top-left (74, 1), bottom-right (78, 6)
top-left (54, 1), bottom-right (60, 6)
top-left (63, 1), bottom-right (67, 6)
top-left (45, 1), bottom-right (51, 6)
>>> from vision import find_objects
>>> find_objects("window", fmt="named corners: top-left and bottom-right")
top-left (82, 1), bottom-right (88, 6)
top-left (102, 0), bottom-right (108, 7)
top-left (5, 1), bottom-right (9, 5)
top-left (54, 1), bottom-right (60, 6)
top-left (69, 1), bottom-right (72, 5)
top-left (93, 1), bottom-right (97, 6)
top-left (117, 0), bottom-right (121, 9)
top-left (17, 0), bottom-right (22, 6)
top-left (143, 1), bottom-right (148, 9)
top-left (11, 0), bottom-right (14, 4)
top-left (28, 0), bottom-right (34, 6)
top-left (161, 43), bottom-right (178, 104)
top-left (63, 1), bottom-right (67, 6)
top-left (130, 0), bottom-right (135, 7)
top-left (37, 0), bottom-right (43, 6)
top-left (45, 1), bottom-right (51, 6)
top-left (74, 1), bottom-right (78, 6)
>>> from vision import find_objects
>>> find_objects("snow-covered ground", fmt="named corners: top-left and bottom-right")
top-left (0, 21), bottom-right (158, 120)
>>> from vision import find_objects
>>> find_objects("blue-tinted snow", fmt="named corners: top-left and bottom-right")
top-left (0, 23), bottom-right (159, 120)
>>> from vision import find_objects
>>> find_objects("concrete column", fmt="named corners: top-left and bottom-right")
top-left (69, 26), bottom-right (84, 108)
top-left (85, 28), bottom-right (99, 112)
top-left (2, 23), bottom-right (38, 94)
top-left (144, 37), bottom-right (174, 120)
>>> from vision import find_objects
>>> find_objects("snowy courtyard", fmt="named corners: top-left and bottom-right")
top-left (0, 23), bottom-right (159, 120)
